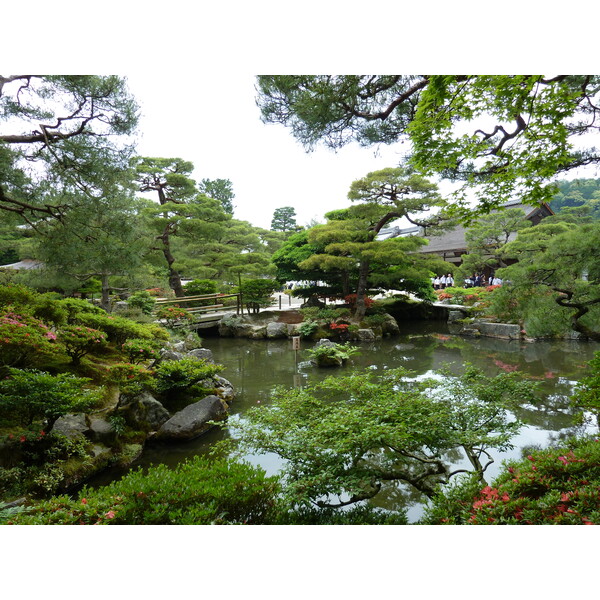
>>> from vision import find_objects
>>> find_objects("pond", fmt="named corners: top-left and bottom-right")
top-left (97, 322), bottom-right (600, 522)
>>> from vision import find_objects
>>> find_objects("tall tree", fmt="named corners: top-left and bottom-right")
top-left (32, 191), bottom-right (149, 310)
top-left (132, 157), bottom-right (198, 296)
top-left (271, 206), bottom-right (299, 232)
top-left (0, 75), bottom-right (138, 225)
top-left (256, 75), bottom-right (600, 212)
top-left (198, 178), bottom-right (235, 215)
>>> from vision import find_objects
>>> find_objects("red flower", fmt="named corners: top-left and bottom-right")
top-left (81, 498), bottom-right (88, 505)
top-left (19, 435), bottom-right (26, 443)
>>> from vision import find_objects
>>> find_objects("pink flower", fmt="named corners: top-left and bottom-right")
top-left (558, 456), bottom-right (569, 466)
top-left (105, 511), bottom-right (116, 519)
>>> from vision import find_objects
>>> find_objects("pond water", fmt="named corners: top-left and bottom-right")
top-left (96, 322), bottom-right (600, 522)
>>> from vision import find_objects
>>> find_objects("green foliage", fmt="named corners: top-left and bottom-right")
top-left (57, 325), bottom-right (107, 365)
top-left (297, 320), bottom-right (319, 339)
top-left (271, 206), bottom-right (299, 232)
top-left (155, 305), bottom-right (195, 329)
top-left (198, 178), bottom-right (235, 215)
top-left (0, 308), bottom-right (58, 369)
top-left (0, 368), bottom-right (101, 429)
top-left (59, 298), bottom-right (106, 323)
top-left (126, 291), bottom-right (156, 315)
top-left (572, 352), bottom-right (600, 422)
top-left (105, 362), bottom-right (155, 396)
top-left (8, 455), bottom-right (280, 524)
top-left (153, 358), bottom-right (224, 397)
top-left (0, 432), bottom-right (92, 498)
top-left (0, 283), bottom-right (38, 307)
top-left (305, 342), bottom-right (360, 366)
top-left (238, 278), bottom-right (278, 309)
top-left (233, 365), bottom-right (536, 508)
top-left (422, 437), bottom-right (600, 524)
top-left (183, 279), bottom-right (218, 296)
top-left (121, 338), bottom-right (160, 364)
top-left (76, 312), bottom-right (164, 345)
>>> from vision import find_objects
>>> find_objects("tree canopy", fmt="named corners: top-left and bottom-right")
top-left (256, 75), bottom-right (600, 212)
top-left (0, 75), bottom-right (138, 225)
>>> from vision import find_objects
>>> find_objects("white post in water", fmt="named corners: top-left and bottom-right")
top-left (292, 336), bottom-right (301, 387)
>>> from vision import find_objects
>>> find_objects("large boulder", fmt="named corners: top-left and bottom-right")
top-left (51, 414), bottom-right (89, 439)
top-left (356, 328), bottom-right (376, 342)
top-left (266, 322), bottom-right (288, 339)
top-left (155, 395), bottom-right (228, 441)
top-left (88, 417), bottom-right (117, 445)
top-left (118, 391), bottom-right (171, 431)
top-left (213, 375), bottom-right (236, 403)
top-left (186, 348), bottom-right (215, 363)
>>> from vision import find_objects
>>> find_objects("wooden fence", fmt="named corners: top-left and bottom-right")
top-left (153, 293), bottom-right (242, 317)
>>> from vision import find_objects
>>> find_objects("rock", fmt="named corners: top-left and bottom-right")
top-left (313, 355), bottom-right (343, 367)
top-left (447, 310), bottom-right (466, 323)
top-left (213, 375), bottom-right (236, 403)
top-left (118, 391), bottom-right (171, 431)
top-left (266, 322), bottom-right (288, 339)
top-left (476, 322), bottom-right (521, 340)
top-left (155, 395), bottom-right (228, 441)
top-left (381, 314), bottom-right (401, 336)
top-left (160, 349), bottom-right (184, 362)
top-left (287, 323), bottom-right (302, 336)
top-left (186, 348), bottom-right (215, 363)
top-left (51, 414), bottom-right (89, 439)
top-left (171, 341), bottom-right (186, 352)
top-left (316, 338), bottom-right (337, 347)
top-left (357, 328), bottom-right (376, 342)
top-left (88, 417), bottom-right (116, 444)
top-left (183, 332), bottom-right (203, 350)
top-left (112, 301), bottom-right (129, 312)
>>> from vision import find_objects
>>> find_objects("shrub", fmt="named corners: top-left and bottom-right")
top-left (183, 279), bottom-right (218, 296)
top-left (126, 291), bottom-right (156, 315)
top-left (8, 456), bottom-right (281, 524)
top-left (305, 342), bottom-right (360, 366)
top-left (59, 298), bottom-right (106, 323)
top-left (105, 362), bottom-right (155, 396)
top-left (0, 308), bottom-right (57, 369)
top-left (0, 283), bottom-right (38, 307)
top-left (238, 279), bottom-right (278, 310)
top-left (153, 358), bottom-right (224, 397)
top-left (297, 320), bottom-right (319, 339)
top-left (75, 312), bottom-right (162, 345)
top-left (422, 437), bottom-right (600, 525)
top-left (121, 338), bottom-right (160, 364)
top-left (0, 369), bottom-right (102, 429)
top-left (57, 325), bottom-right (107, 365)
top-left (155, 305), bottom-right (195, 329)
top-left (344, 294), bottom-right (374, 309)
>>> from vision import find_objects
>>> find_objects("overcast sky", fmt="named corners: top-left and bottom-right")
top-left (125, 73), bottom-right (407, 229)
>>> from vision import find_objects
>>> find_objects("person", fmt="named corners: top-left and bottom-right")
top-left (445, 273), bottom-right (454, 288)
top-left (464, 276), bottom-right (473, 288)
top-left (440, 274), bottom-right (447, 289)
top-left (433, 276), bottom-right (440, 290)
top-left (492, 276), bottom-right (502, 286)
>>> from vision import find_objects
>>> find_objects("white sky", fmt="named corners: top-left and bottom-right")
top-left (125, 72), bottom-right (408, 229)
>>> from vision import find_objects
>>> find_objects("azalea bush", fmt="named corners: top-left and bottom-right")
top-left (422, 437), bottom-right (600, 524)
top-left (0, 309), bottom-right (58, 369)
top-left (155, 305), bottom-right (195, 329)
top-left (105, 362), bottom-right (155, 396)
top-left (58, 325), bottom-right (107, 365)
top-left (121, 338), bottom-right (160, 364)
top-left (7, 455), bottom-right (281, 524)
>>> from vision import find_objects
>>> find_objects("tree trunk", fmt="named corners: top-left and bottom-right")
top-left (160, 225), bottom-right (185, 297)
top-left (555, 291), bottom-right (600, 341)
top-left (353, 258), bottom-right (371, 321)
top-left (100, 273), bottom-right (111, 312)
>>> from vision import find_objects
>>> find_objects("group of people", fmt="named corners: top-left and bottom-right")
top-left (432, 272), bottom-right (504, 290)
top-left (432, 274), bottom-right (454, 290)
top-left (465, 273), bottom-right (503, 287)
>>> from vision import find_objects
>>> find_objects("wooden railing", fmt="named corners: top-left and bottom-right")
top-left (153, 293), bottom-right (242, 317)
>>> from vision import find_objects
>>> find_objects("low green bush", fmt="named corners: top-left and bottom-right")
top-left (126, 290), bottom-right (156, 315)
top-left (57, 325), bottom-right (107, 365)
top-left (8, 455), bottom-right (281, 524)
top-left (0, 368), bottom-right (102, 429)
top-left (121, 338), bottom-right (160, 364)
top-left (153, 358), bottom-right (224, 398)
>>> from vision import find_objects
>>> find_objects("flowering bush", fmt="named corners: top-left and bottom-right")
top-left (7, 455), bottom-right (280, 524)
top-left (329, 322), bottom-right (349, 331)
top-left (422, 437), bottom-right (600, 524)
top-left (57, 325), bottom-right (107, 365)
top-left (155, 305), bottom-right (195, 329)
top-left (0, 308), bottom-right (57, 368)
top-left (105, 362), bottom-right (155, 395)
top-left (121, 338), bottom-right (160, 364)
top-left (344, 294), bottom-right (374, 309)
